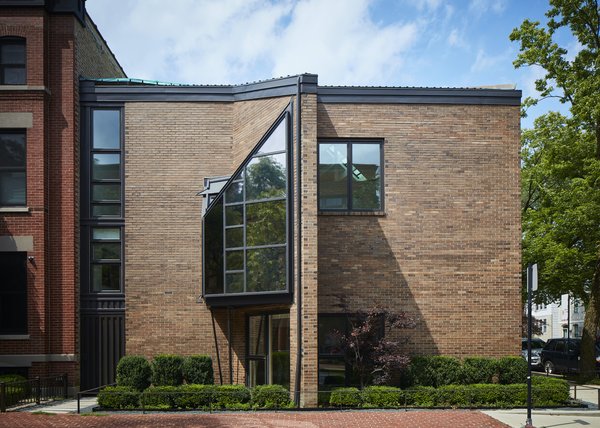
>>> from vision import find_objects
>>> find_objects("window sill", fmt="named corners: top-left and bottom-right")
top-left (318, 211), bottom-right (386, 217)
top-left (0, 85), bottom-right (50, 94)
top-left (0, 206), bottom-right (30, 213)
top-left (0, 335), bottom-right (29, 340)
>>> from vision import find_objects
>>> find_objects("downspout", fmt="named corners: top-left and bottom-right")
top-left (210, 308), bottom-right (223, 385)
top-left (228, 306), bottom-right (233, 384)
top-left (293, 76), bottom-right (303, 407)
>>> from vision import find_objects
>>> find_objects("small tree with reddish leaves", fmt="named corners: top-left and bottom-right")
top-left (334, 305), bottom-right (416, 388)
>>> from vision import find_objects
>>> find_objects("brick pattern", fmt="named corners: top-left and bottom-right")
top-left (0, 6), bottom-right (124, 385)
top-left (316, 103), bottom-right (521, 357)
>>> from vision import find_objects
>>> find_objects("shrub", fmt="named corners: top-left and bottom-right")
top-left (532, 376), bottom-right (570, 406)
top-left (361, 386), bottom-right (402, 408)
top-left (141, 386), bottom-right (178, 409)
top-left (182, 355), bottom-right (214, 385)
top-left (462, 357), bottom-right (498, 384)
top-left (97, 386), bottom-right (140, 409)
top-left (468, 384), bottom-right (506, 406)
top-left (215, 384), bottom-right (251, 408)
top-left (408, 356), bottom-right (464, 387)
top-left (0, 374), bottom-right (28, 407)
top-left (251, 384), bottom-right (291, 409)
top-left (175, 384), bottom-right (217, 409)
top-left (436, 385), bottom-right (470, 407)
top-left (151, 354), bottom-right (184, 386)
top-left (329, 387), bottom-right (361, 407)
top-left (116, 355), bottom-right (152, 391)
top-left (497, 356), bottom-right (527, 384)
top-left (408, 386), bottom-right (437, 407)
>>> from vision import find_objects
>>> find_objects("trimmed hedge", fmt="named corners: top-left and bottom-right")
top-left (97, 386), bottom-right (140, 409)
top-left (462, 357), bottom-right (497, 384)
top-left (251, 384), bottom-right (292, 409)
top-left (116, 355), bottom-right (152, 391)
top-left (152, 355), bottom-right (184, 386)
top-left (182, 355), bottom-right (214, 385)
top-left (497, 356), bottom-right (527, 384)
top-left (407, 356), bottom-right (464, 387)
top-left (361, 386), bottom-right (402, 408)
top-left (329, 387), bottom-right (362, 407)
top-left (215, 384), bottom-right (251, 408)
top-left (175, 384), bottom-right (217, 409)
top-left (142, 386), bottom-right (179, 409)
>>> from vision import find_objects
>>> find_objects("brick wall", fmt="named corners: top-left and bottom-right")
top-left (316, 102), bottom-right (521, 357)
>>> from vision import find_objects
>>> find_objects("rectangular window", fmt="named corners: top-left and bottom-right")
top-left (0, 37), bottom-right (26, 85)
top-left (318, 141), bottom-right (382, 211)
top-left (91, 109), bottom-right (121, 218)
top-left (0, 130), bottom-right (26, 206)
top-left (0, 252), bottom-right (27, 334)
top-left (318, 315), bottom-right (354, 390)
top-left (90, 227), bottom-right (121, 292)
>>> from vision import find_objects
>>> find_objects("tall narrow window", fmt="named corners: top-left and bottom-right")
top-left (318, 141), bottom-right (382, 211)
top-left (0, 130), bottom-right (26, 206)
top-left (91, 110), bottom-right (121, 217)
top-left (0, 252), bottom-right (27, 334)
top-left (203, 110), bottom-right (290, 302)
top-left (0, 37), bottom-right (26, 85)
top-left (90, 227), bottom-right (121, 292)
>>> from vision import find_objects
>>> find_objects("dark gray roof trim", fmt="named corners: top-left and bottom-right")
top-left (81, 74), bottom-right (520, 106)
top-left (80, 74), bottom-right (318, 103)
top-left (317, 86), bottom-right (521, 106)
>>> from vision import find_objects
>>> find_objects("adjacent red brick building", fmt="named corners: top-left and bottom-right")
top-left (0, 1), bottom-right (521, 406)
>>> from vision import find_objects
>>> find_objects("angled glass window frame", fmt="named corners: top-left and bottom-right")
top-left (203, 108), bottom-right (291, 298)
top-left (317, 139), bottom-right (384, 212)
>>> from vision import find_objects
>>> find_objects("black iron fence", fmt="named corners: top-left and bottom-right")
top-left (0, 374), bottom-right (68, 412)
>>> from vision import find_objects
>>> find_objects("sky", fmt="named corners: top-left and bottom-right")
top-left (86, 0), bottom-right (577, 128)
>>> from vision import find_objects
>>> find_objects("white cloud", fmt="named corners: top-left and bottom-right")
top-left (87, 0), bottom-right (419, 85)
top-left (468, 0), bottom-right (507, 17)
top-left (470, 48), bottom-right (510, 72)
top-left (404, 0), bottom-right (443, 11)
top-left (447, 28), bottom-right (467, 48)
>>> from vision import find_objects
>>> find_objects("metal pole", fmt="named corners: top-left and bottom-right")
top-left (526, 264), bottom-right (533, 428)
top-left (567, 294), bottom-right (571, 341)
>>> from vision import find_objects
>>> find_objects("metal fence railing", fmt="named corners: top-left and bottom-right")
top-left (0, 374), bottom-right (68, 412)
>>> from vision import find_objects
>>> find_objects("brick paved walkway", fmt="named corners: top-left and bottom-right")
top-left (0, 410), bottom-right (509, 427)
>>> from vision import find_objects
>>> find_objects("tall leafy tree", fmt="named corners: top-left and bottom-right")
top-left (511, 0), bottom-right (600, 376)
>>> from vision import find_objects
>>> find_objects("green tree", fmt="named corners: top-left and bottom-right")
top-left (511, 0), bottom-right (600, 377)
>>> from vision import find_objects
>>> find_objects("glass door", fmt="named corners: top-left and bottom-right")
top-left (247, 313), bottom-right (290, 388)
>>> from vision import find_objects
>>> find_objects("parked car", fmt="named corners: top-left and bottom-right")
top-left (540, 338), bottom-right (600, 374)
top-left (521, 338), bottom-right (545, 370)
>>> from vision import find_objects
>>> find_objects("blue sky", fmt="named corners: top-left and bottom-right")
top-left (86, 0), bottom-right (576, 128)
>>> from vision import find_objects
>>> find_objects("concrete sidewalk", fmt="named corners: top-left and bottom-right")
top-left (20, 397), bottom-right (98, 414)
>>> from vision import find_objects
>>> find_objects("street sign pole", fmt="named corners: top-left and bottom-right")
top-left (526, 263), bottom-right (537, 428)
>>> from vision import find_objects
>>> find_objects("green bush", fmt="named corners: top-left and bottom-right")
top-left (436, 385), bottom-right (470, 407)
top-left (361, 386), bottom-right (402, 408)
top-left (0, 374), bottom-right (29, 407)
top-left (462, 357), bottom-right (498, 384)
top-left (532, 376), bottom-right (570, 406)
top-left (329, 387), bottom-right (361, 407)
top-left (174, 384), bottom-right (217, 409)
top-left (141, 386), bottom-right (178, 409)
top-left (251, 384), bottom-right (291, 409)
top-left (215, 384), bottom-right (251, 408)
top-left (182, 355), bottom-right (214, 385)
top-left (408, 386), bottom-right (437, 407)
top-left (497, 356), bottom-right (527, 384)
top-left (468, 384), bottom-right (506, 406)
top-left (116, 355), bottom-right (152, 391)
top-left (97, 386), bottom-right (140, 409)
top-left (151, 354), bottom-right (184, 386)
top-left (408, 356), bottom-right (464, 387)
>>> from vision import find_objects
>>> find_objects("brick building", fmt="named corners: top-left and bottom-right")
top-left (0, 0), bottom-right (124, 386)
top-left (1, 1), bottom-right (521, 405)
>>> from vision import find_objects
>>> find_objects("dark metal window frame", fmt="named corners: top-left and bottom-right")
top-left (89, 227), bottom-right (123, 294)
top-left (245, 311), bottom-right (289, 386)
top-left (317, 139), bottom-right (384, 212)
top-left (0, 36), bottom-right (26, 85)
top-left (0, 252), bottom-right (28, 334)
top-left (0, 129), bottom-right (26, 206)
top-left (202, 105), bottom-right (294, 306)
top-left (80, 105), bottom-right (125, 296)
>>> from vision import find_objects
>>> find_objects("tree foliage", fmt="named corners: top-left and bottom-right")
top-left (511, 0), bottom-right (600, 377)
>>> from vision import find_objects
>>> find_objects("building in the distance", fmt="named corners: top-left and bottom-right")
top-left (1, 1), bottom-right (522, 405)
top-left (532, 294), bottom-right (585, 342)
